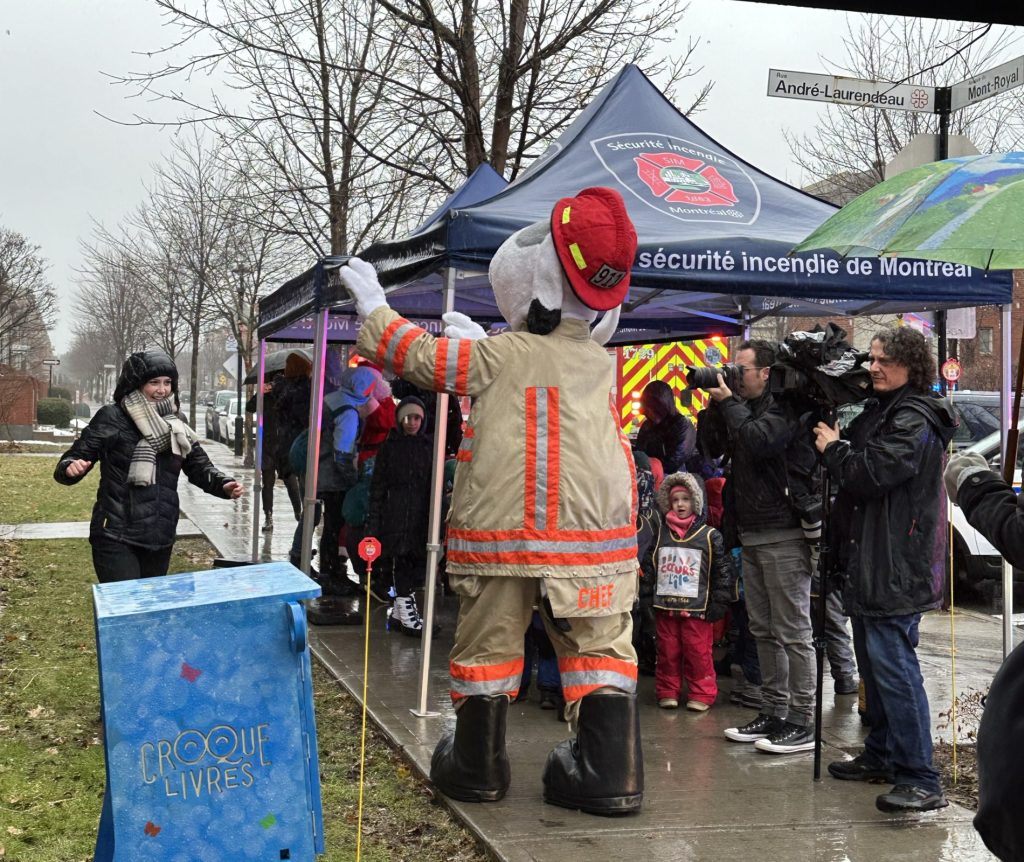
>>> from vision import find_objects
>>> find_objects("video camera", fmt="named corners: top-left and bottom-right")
top-left (683, 323), bottom-right (873, 409)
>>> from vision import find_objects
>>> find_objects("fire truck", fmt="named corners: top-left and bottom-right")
top-left (612, 336), bottom-right (729, 436)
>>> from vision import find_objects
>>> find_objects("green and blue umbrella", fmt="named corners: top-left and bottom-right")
top-left (794, 151), bottom-right (1024, 270)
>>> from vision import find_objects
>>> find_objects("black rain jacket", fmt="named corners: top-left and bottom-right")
top-left (958, 470), bottom-right (1024, 569)
top-left (55, 404), bottom-right (232, 550)
top-left (823, 387), bottom-right (956, 617)
top-left (700, 389), bottom-right (820, 533)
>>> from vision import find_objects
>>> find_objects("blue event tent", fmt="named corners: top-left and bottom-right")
top-left (252, 66), bottom-right (1015, 692)
top-left (356, 63), bottom-right (1011, 329)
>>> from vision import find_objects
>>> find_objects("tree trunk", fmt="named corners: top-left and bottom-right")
top-left (490, 0), bottom-right (527, 176)
top-left (189, 321), bottom-right (200, 430)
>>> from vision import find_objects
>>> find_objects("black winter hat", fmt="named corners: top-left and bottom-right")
top-left (113, 349), bottom-right (179, 402)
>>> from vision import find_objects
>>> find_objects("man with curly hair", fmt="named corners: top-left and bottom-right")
top-left (813, 326), bottom-right (956, 814)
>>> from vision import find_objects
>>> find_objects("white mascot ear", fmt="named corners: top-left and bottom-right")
top-left (590, 306), bottom-right (621, 345)
top-left (489, 222), bottom-right (563, 331)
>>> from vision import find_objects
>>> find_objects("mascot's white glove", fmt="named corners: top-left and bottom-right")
top-left (943, 451), bottom-right (992, 506)
top-left (338, 257), bottom-right (387, 319)
top-left (442, 311), bottom-right (487, 341)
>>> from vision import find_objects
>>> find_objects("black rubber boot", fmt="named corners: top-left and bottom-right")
top-left (542, 690), bottom-right (644, 815)
top-left (430, 695), bottom-right (511, 802)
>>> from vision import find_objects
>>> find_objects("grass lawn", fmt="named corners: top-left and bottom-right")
top-left (0, 454), bottom-right (98, 524)
top-left (0, 537), bottom-right (487, 862)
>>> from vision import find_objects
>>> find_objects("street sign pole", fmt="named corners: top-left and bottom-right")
top-left (935, 87), bottom-right (952, 393)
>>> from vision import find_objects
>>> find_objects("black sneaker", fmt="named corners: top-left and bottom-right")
top-left (876, 784), bottom-right (949, 813)
top-left (828, 754), bottom-right (895, 783)
top-left (723, 713), bottom-right (785, 742)
top-left (754, 721), bottom-right (815, 754)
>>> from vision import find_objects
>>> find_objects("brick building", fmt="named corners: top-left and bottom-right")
top-left (0, 366), bottom-right (47, 438)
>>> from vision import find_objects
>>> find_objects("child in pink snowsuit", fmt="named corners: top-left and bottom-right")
top-left (647, 472), bottom-right (735, 711)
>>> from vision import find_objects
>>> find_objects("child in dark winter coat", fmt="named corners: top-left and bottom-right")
top-left (367, 396), bottom-right (434, 636)
top-left (645, 472), bottom-right (735, 711)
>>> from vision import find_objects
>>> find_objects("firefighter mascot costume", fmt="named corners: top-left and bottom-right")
top-left (339, 187), bottom-right (643, 815)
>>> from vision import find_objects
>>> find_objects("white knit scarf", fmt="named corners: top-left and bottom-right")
top-left (122, 390), bottom-right (199, 486)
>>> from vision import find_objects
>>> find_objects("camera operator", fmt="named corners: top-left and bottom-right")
top-left (813, 326), bottom-right (955, 814)
top-left (703, 339), bottom-right (821, 755)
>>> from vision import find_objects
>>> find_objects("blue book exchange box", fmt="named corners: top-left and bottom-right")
top-left (92, 562), bottom-right (325, 861)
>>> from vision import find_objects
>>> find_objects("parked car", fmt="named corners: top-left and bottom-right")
top-left (205, 390), bottom-right (235, 442)
top-left (947, 391), bottom-right (1001, 450)
top-left (949, 429), bottom-right (1023, 590)
top-left (220, 398), bottom-right (242, 446)
top-left (837, 390), bottom-right (1000, 451)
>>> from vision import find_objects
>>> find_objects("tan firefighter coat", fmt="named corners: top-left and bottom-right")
top-left (356, 307), bottom-right (637, 582)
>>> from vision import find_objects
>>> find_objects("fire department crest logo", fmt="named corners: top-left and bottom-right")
top-left (591, 134), bottom-right (761, 225)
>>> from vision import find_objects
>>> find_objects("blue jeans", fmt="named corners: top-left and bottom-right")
top-left (852, 614), bottom-right (940, 793)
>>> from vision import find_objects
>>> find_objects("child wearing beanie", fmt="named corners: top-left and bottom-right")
top-left (366, 395), bottom-right (435, 636)
top-left (644, 472), bottom-right (735, 711)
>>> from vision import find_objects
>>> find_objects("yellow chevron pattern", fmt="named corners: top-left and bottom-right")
top-left (616, 339), bottom-right (729, 432)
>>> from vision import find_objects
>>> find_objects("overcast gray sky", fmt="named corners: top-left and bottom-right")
top-left (0, 1), bottom-right (1016, 354)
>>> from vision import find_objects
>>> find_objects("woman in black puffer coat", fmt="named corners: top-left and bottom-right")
top-left (54, 349), bottom-right (243, 583)
top-left (366, 396), bottom-right (433, 636)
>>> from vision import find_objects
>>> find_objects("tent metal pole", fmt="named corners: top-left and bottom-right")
top-left (300, 309), bottom-right (329, 574)
top-left (1001, 303), bottom-right (1014, 658)
top-left (413, 267), bottom-right (455, 717)
top-left (251, 340), bottom-right (267, 562)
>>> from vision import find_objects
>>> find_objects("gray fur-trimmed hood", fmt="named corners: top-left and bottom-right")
top-left (656, 471), bottom-right (704, 517)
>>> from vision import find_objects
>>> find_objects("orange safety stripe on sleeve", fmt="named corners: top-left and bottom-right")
top-left (433, 338), bottom-right (449, 392)
top-left (375, 317), bottom-right (408, 367)
top-left (392, 326), bottom-right (422, 377)
top-left (455, 450), bottom-right (472, 462)
top-left (455, 339), bottom-right (471, 395)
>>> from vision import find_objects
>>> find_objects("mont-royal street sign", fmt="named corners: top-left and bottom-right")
top-left (768, 69), bottom-right (937, 113)
top-left (950, 55), bottom-right (1024, 111)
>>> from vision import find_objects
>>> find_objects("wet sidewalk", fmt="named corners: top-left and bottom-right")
top-left (0, 519), bottom-right (202, 540)
top-left (180, 438), bottom-right (1001, 862)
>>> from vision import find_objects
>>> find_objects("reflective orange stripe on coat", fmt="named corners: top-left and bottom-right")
top-left (374, 317), bottom-right (424, 377)
top-left (432, 336), bottom-right (472, 396)
top-left (449, 657), bottom-right (524, 702)
top-left (447, 525), bottom-right (638, 567)
top-left (525, 386), bottom-right (560, 531)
